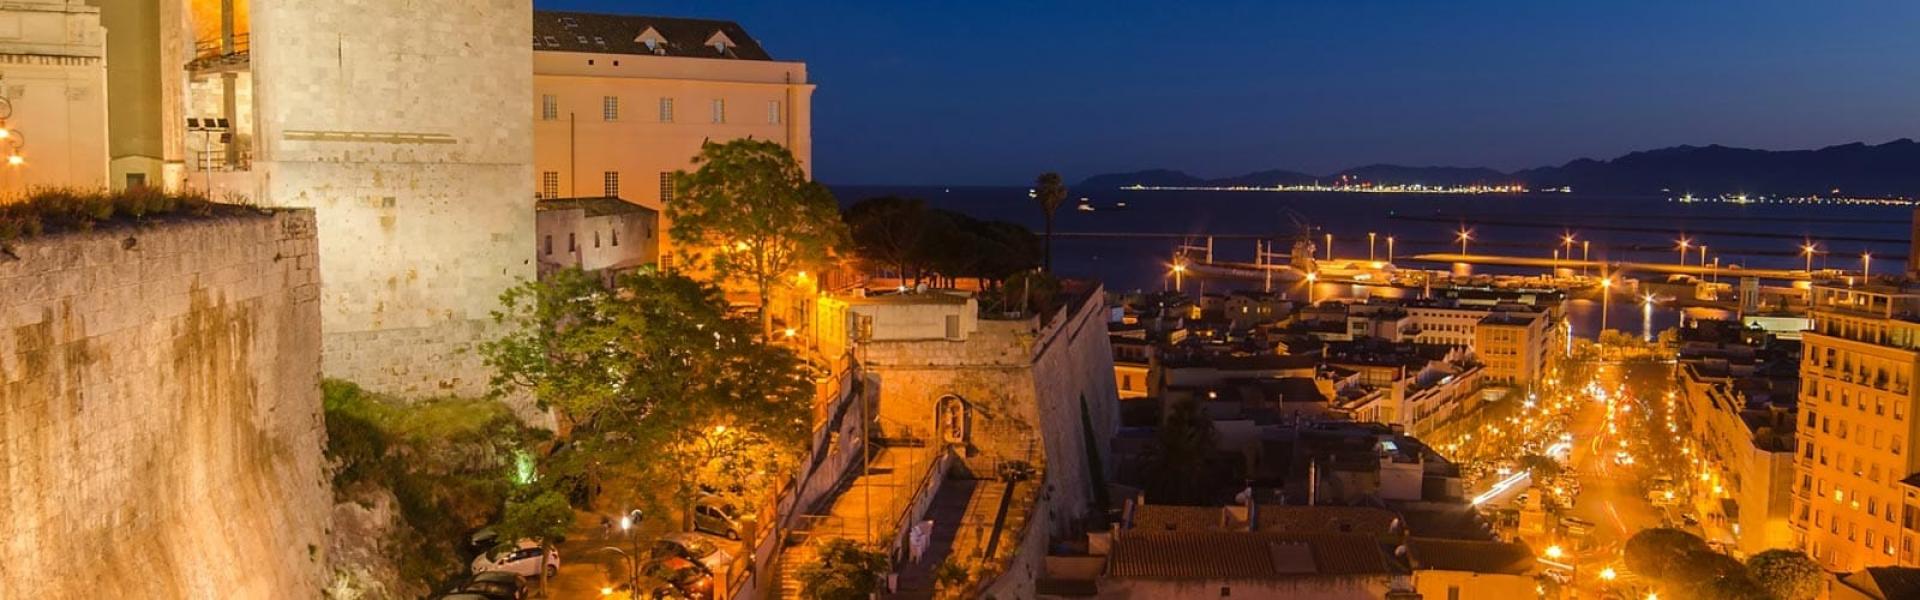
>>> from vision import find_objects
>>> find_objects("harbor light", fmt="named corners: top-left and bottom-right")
top-left (1544, 545), bottom-right (1564, 560)
top-left (1803, 242), bottom-right (1819, 273)
top-left (1599, 567), bottom-right (1617, 581)
top-left (1675, 238), bottom-right (1692, 265)
top-left (1863, 252), bottom-right (1872, 278)
top-left (1455, 228), bottom-right (1473, 255)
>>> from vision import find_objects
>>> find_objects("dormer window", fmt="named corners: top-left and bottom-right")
top-left (636, 27), bottom-right (668, 54)
top-left (705, 31), bottom-right (737, 55)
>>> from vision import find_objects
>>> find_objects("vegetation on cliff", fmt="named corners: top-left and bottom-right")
top-left (321, 380), bottom-right (544, 598)
top-left (0, 187), bottom-right (252, 249)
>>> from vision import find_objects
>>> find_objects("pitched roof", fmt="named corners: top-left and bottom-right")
top-left (1130, 505), bottom-right (1225, 533)
top-left (1859, 567), bottom-right (1920, 600)
top-left (1405, 538), bottom-right (1535, 575)
top-left (532, 11), bottom-right (774, 60)
top-left (1107, 532), bottom-right (1391, 579)
top-left (1253, 506), bottom-right (1398, 536)
top-left (536, 196), bottom-right (657, 217)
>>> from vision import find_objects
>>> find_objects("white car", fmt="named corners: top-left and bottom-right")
top-left (472, 540), bottom-right (560, 579)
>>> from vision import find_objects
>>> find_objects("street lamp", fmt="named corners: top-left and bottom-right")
top-left (1699, 244), bottom-right (1708, 270)
top-left (1325, 232), bottom-right (1334, 261)
top-left (1675, 238), bottom-right (1692, 266)
top-left (1600, 277), bottom-right (1612, 333)
top-left (1171, 261), bottom-right (1187, 293)
top-left (1306, 272), bottom-right (1318, 304)
top-left (1802, 242), bottom-right (1818, 274)
top-left (1387, 235), bottom-right (1396, 263)
top-left (1456, 228), bottom-right (1473, 255)
top-left (1864, 252), bottom-right (1873, 279)
top-left (1368, 232), bottom-right (1377, 261)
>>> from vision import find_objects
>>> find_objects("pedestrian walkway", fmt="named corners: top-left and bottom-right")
top-left (888, 477), bottom-right (1009, 599)
top-left (769, 442), bottom-right (940, 599)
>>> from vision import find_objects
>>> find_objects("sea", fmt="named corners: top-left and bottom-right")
top-left (832, 185), bottom-right (1917, 339)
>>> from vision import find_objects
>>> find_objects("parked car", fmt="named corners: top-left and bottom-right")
top-left (692, 498), bottom-right (742, 540)
top-left (650, 531), bottom-right (735, 573)
top-left (453, 571), bottom-right (527, 600)
top-left (471, 540), bottom-right (560, 579)
top-left (645, 556), bottom-right (715, 599)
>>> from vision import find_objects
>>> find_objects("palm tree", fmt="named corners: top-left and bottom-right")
top-left (1033, 172), bottom-right (1067, 272)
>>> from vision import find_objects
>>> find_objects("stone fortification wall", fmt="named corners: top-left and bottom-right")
top-left (0, 210), bottom-right (330, 599)
top-left (250, 0), bottom-right (535, 397)
top-left (861, 285), bottom-right (1119, 537)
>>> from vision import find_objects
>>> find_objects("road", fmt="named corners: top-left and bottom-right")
top-left (1562, 362), bottom-right (1663, 555)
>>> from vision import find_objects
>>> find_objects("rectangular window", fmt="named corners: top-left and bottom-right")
top-left (659, 172), bottom-right (675, 202)
top-left (568, 233), bottom-right (577, 252)
top-left (945, 315), bottom-right (960, 339)
top-left (594, 231), bottom-right (601, 248)
top-left (604, 171), bottom-right (620, 197)
top-left (659, 97), bottom-right (674, 122)
top-left (768, 100), bottom-right (782, 124)
top-left (544, 235), bottom-right (553, 255)
top-left (611, 229), bottom-right (619, 247)
top-left (602, 96), bottom-right (619, 121)
top-left (711, 98), bottom-right (726, 123)
top-left (541, 171), bottom-right (559, 199)
top-left (541, 94), bottom-right (558, 120)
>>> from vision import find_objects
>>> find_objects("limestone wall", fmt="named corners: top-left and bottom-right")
top-left (250, 0), bottom-right (536, 397)
top-left (861, 286), bottom-right (1119, 537)
top-left (0, 210), bottom-right (330, 599)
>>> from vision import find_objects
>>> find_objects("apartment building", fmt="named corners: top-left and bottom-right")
top-left (1475, 310), bottom-right (1549, 387)
top-left (531, 11), bottom-right (812, 258)
top-left (1793, 283), bottom-right (1920, 571)
top-left (1673, 319), bottom-right (1799, 556)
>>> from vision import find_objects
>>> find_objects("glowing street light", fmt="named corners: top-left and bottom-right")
top-left (1325, 232), bottom-right (1334, 261)
top-left (1368, 232), bottom-right (1377, 261)
top-left (1456, 228), bottom-right (1473, 255)
top-left (1171, 261), bottom-right (1187, 292)
top-left (1803, 242), bottom-right (1819, 274)
top-left (1306, 272), bottom-right (1318, 304)
top-left (1699, 244), bottom-right (1708, 270)
top-left (1581, 240), bottom-right (1591, 276)
top-left (1864, 252), bottom-right (1873, 279)
top-left (1544, 545), bottom-right (1564, 560)
top-left (1676, 238), bottom-right (1693, 266)
top-left (1600, 567), bottom-right (1618, 581)
top-left (1600, 277), bottom-right (1612, 332)
top-left (1387, 235), bottom-right (1396, 263)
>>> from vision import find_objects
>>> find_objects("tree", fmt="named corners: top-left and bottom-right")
top-left (1032, 172), bottom-right (1068, 272)
top-left (670, 138), bottom-right (849, 334)
top-left (1146, 399), bottom-right (1217, 504)
top-left (1623, 528), bottom-right (1710, 582)
top-left (1517, 453), bottom-right (1563, 481)
top-left (845, 196), bottom-right (933, 282)
top-left (492, 485), bottom-right (574, 596)
top-left (796, 538), bottom-right (889, 600)
top-left (1746, 549), bottom-right (1822, 600)
top-left (482, 267), bottom-right (814, 524)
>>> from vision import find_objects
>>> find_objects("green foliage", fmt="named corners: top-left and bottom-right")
top-left (1146, 399), bottom-right (1216, 504)
top-left (1623, 527), bottom-right (1710, 582)
top-left (844, 195), bottom-right (933, 280)
top-left (843, 195), bottom-right (1042, 288)
top-left (1746, 549), bottom-right (1822, 600)
top-left (668, 139), bottom-right (849, 333)
top-left (1033, 172), bottom-right (1067, 271)
top-left (482, 267), bottom-right (814, 523)
top-left (493, 486), bottom-right (575, 592)
top-left (796, 538), bottom-right (889, 600)
top-left (321, 379), bottom-right (540, 589)
top-left (996, 269), bottom-right (1060, 317)
top-left (0, 187), bottom-right (222, 246)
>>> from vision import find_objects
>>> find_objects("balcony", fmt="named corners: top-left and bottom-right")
top-left (187, 33), bottom-right (250, 73)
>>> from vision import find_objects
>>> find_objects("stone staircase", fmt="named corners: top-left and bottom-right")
top-left (888, 478), bottom-right (1009, 599)
top-left (768, 443), bottom-right (940, 599)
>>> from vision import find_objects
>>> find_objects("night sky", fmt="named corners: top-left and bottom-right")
top-left (541, 0), bottom-right (1920, 186)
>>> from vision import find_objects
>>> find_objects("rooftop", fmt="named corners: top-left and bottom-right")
top-left (1405, 538), bottom-right (1535, 574)
top-left (1107, 532), bottom-right (1391, 579)
top-left (535, 196), bottom-right (656, 217)
top-left (533, 11), bottom-right (775, 60)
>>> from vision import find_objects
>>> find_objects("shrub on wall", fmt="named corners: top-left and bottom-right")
top-left (0, 187), bottom-right (238, 249)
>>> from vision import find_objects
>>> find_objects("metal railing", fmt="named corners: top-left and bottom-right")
top-left (193, 33), bottom-right (250, 60)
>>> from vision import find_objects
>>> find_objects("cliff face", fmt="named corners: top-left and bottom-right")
top-left (0, 211), bottom-right (331, 599)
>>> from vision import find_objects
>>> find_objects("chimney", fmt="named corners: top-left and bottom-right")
top-left (1909, 206), bottom-right (1920, 278)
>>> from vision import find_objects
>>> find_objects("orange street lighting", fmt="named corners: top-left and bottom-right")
top-left (1325, 232), bottom-right (1333, 261)
top-left (1368, 232), bottom-right (1377, 261)
top-left (1803, 242), bottom-right (1819, 273)
top-left (1306, 271), bottom-right (1318, 304)
top-left (1386, 235), bottom-right (1396, 263)
top-left (1864, 252), bottom-right (1873, 279)
top-left (1456, 228), bottom-right (1473, 255)
top-left (1171, 261), bottom-right (1187, 292)
top-left (1675, 238), bottom-right (1692, 265)
top-left (5, 154), bottom-right (19, 167)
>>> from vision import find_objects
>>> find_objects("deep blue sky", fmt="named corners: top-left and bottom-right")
top-left (541, 1), bottom-right (1920, 186)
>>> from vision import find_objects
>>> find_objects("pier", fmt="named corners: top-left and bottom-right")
top-left (1409, 253), bottom-right (1811, 281)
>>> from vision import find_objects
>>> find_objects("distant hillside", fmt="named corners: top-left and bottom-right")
top-left (1518, 139), bottom-right (1920, 195)
top-left (1078, 139), bottom-right (1920, 196)
top-left (1077, 169), bottom-right (1206, 190)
